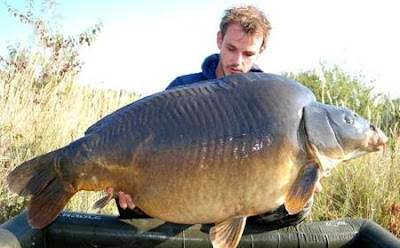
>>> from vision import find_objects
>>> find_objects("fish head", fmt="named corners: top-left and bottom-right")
top-left (327, 105), bottom-right (387, 157)
top-left (303, 102), bottom-right (388, 171)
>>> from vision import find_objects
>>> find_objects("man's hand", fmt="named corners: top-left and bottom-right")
top-left (106, 187), bottom-right (136, 210)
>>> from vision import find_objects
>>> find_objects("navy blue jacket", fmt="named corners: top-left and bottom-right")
top-left (165, 53), bottom-right (263, 90)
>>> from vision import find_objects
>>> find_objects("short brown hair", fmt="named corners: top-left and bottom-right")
top-left (220, 5), bottom-right (271, 50)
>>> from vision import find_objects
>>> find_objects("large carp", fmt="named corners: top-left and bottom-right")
top-left (7, 73), bottom-right (387, 248)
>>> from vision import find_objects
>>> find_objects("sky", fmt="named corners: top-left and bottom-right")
top-left (1, 0), bottom-right (399, 98)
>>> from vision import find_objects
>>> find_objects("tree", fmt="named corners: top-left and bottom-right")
top-left (1, 0), bottom-right (102, 88)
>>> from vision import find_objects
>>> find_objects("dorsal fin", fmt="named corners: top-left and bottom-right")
top-left (209, 217), bottom-right (247, 248)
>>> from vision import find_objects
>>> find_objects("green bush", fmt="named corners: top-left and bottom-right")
top-left (285, 65), bottom-right (400, 137)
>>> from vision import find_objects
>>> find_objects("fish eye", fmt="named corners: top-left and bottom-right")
top-left (344, 115), bottom-right (354, 125)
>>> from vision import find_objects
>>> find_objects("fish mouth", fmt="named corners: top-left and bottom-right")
top-left (368, 125), bottom-right (388, 154)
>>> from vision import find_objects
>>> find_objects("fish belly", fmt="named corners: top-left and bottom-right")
top-left (130, 146), bottom-right (298, 224)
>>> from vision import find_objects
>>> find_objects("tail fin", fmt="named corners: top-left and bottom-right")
top-left (7, 150), bottom-right (75, 229)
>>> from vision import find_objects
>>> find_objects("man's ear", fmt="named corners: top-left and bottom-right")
top-left (217, 31), bottom-right (223, 49)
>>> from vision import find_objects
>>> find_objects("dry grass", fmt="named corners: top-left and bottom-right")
top-left (0, 53), bottom-right (139, 221)
top-left (310, 137), bottom-right (400, 235)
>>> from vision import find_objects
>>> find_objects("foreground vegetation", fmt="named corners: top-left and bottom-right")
top-left (1, 0), bottom-right (399, 238)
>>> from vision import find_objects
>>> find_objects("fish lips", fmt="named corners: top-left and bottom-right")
top-left (367, 126), bottom-right (388, 154)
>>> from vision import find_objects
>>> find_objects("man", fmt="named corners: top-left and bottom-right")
top-left (110, 5), bottom-right (314, 228)
top-left (166, 5), bottom-right (269, 89)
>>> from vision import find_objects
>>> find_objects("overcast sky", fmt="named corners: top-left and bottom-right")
top-left (1, 0), bottom-right (399, 97)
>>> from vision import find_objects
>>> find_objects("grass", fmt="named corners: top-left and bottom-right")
top-left (310, 139), bottom-right (400, 236)
top-left (1, 55), bottom-right (399, 237)
top-left (0, 53), bottom-right (139, 221)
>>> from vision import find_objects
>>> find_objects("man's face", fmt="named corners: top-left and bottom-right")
top-left (216, 23), bottom-right (264, 78)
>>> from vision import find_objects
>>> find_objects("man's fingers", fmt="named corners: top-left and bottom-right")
top-left (112, 190), bottom-right (136, 210)
top-left (125, 194), bottom-right (136, 209)
top-left (118, 191), bottom-right (128, 209)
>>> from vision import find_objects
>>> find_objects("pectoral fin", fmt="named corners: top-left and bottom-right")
top-left (209, 217), bottom-right (247, 248)
top-left (285, 163), bottom-right (320, 215)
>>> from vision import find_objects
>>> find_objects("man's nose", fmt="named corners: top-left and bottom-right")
top-left (232, 53), bottom-right (242, 66)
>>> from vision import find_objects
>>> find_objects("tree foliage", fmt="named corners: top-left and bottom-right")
top-left (1, 0), bottom-right (102, 88)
